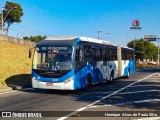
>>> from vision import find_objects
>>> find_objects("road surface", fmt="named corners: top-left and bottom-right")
top-left (0, 69), bottom-right (160, 120)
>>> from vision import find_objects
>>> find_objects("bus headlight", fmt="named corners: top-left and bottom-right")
top-left (32, 77), bottom-right (39, 82)
top-left (64, 76), bottom-right (74, 84)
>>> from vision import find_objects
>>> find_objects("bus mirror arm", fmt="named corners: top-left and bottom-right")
top-left (29, 49), bottom-right (32, 58)
top-left (29, 47), bottom-right (34, 58)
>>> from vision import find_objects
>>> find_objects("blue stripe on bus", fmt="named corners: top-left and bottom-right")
top-left (74, 63), bottom-right (104, 89)
top-left (122, 60), bottom-right (135, 76)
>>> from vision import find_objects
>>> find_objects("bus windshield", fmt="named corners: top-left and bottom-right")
top-left (33, 45), bottom-right (73, 71)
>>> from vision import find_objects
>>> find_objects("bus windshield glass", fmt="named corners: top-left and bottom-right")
top-left (33, 45), bottom-right (73, 71)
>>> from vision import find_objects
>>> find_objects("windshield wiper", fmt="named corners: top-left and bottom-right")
top-left (40, 58), bottom-right (51, 70)
top-left (40, 58), bottom-right (60, 72)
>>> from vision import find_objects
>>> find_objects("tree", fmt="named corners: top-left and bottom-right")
top-left (127, 38), bottom-right (158, 61)
top-left (23, 35), bottom-right (47, 43)
top-left (3, 1), bottom-right (23, 35)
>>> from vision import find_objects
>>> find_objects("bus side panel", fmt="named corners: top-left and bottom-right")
top-left (113, 61), bottom-right (119, 79)
top-left (129, 60), bottom-right (135, 75)
top-left (122, 60), bottom-right (135, 76)
top-left (74, 63), bottom-right (94, 89)
top-left (106, 61), bottom-right (119, 80)
top-left (95, 61), bottom-right (105, 82)
top-left (74, 62), bottom-right (105, 89)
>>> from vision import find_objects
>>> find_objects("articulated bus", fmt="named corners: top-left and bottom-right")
top-left (29, 37), bottom-right (135, 90)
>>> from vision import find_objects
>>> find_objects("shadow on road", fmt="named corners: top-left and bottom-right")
top-left (5, 74), bottom-right (32, 89)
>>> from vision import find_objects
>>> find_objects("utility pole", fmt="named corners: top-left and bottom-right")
top-left (1, 7), bottom-right (4, 34)
top-left (96, 31), bottom-right (102, 39)
top-left (158, 38), bottom-right (159, 65)
top-left (125, 32), bottom-right (127, 46)
top-left (134, 33), bottom-right (136, 61)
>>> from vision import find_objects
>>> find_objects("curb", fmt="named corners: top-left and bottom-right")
top-left (0, 83), bottom-right (32, 94)
top-left (0, 86), bottom-right (13, 93)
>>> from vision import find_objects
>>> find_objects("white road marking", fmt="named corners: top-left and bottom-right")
top-left (57, 73), bottom-right (157, 120)
top-left (145, 78), bottom-right (160, 80)
top-left (57, 107), bottom-right (87, 120)
top-left (117, 90), bottom-right (160, 95)
top-left (147, 76), bottom-right (160, 77)
top-left (88, 99), bottom-right (160, 109)
top-left (87, 73), bottom-right (157, 107)
top-left (129, 84), bottom-right (160, 87)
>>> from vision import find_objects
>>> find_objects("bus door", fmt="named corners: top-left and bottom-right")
top-left (92, 46), bottom-right (99, 82)
top-left (75, 45), bottom-right (87, 87)
top-left (95, 47), bottom-right (104, 82)
top-left (102, 47), bottom-right (108, 80)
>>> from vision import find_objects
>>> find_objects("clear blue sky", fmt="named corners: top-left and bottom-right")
top-left (1, 0), bottom-right (160, 46)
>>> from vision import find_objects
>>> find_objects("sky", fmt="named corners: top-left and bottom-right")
top-left (0, 0), bottom-right (160, 46)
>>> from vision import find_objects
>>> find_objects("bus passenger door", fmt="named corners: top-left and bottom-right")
top-left (92, 47), bottom-right (98, 83)
top-left (75, 45), bottom-right (87, 88)
top-left (94, 47), bottom-right (104, 82)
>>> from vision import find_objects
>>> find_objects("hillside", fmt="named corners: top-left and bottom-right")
top-left (0, 40), bottom-right (33, 87)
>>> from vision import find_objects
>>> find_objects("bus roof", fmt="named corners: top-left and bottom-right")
top-left (121, 45), bottom-right (135, 50)
top-left (38, 36), bottom-right (115, 46)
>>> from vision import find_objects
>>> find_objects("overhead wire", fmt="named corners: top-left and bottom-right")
top-left (6, 24), bottom-right (55, 38)
top-left (14, 24), bottom-right (54, 36)
top-left (9, 28), bottom-right (37, 36)
top-left (106, 31), bottom-right (126, 38)
top-left (11, 27), bottom-right (44, 35)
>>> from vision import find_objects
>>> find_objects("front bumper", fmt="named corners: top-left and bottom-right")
top-left (32, 77), bottom-right (74, 90)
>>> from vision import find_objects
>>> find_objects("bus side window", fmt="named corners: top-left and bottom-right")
top-left (84, 45), bottom-right (92, 62)
top-left (76, 47), bottom-right (80, 61)
top-left (93, 48), bottom-right (97, 61)
top-left (107, 48), bottom-right (113, 61)
top-left (79, 49), bottom-right (83, 61)
top-left (112, 48), bottom-right (117, 60)
top-left (102, 47), bottom-right (107, 65)
top-left (76, 46), bottom-right (83, 62)
top-left (122, 49), bottom-right (125, 60)
top-left (99, 47), bottom-right (103, 61)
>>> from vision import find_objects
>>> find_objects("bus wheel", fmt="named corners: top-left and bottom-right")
top-left (126, 69), bottom-right (130, 79)
top-left (108, 72), bottom-right (114, 84)
top-left (85, 75), bottom-right (91, 89)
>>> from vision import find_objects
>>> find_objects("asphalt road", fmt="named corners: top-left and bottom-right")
top-left (0, 69), bottom-right (160, 120)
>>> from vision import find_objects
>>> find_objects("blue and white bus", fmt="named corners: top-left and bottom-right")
top-left (29, 37), bottom-right (135, 90)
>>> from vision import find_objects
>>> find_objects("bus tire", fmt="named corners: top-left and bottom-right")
top-left (108, 71), bottom-right (114, 84)
top-left (85, 74), bottom-right (91, 89)
top-left (126, 69), bottom-right (130, 79)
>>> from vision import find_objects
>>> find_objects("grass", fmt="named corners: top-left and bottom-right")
top-left (0, 40), bottom-right (33, 86)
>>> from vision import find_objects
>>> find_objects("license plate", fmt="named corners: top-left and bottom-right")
top-left (46, 82), bottom-right (53, 86)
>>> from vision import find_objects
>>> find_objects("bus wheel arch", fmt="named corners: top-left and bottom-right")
top-left (109, 70), bottom-right (114, 84)
top-left (85, 73), bottom-right (92, 89)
